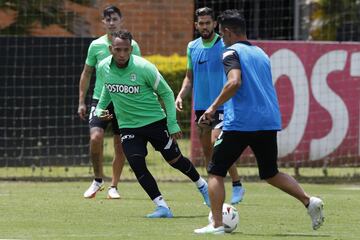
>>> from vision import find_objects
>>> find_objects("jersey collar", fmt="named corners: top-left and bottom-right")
top-left (110, 55), bottom-right (133, 70)
top-left (236, 40), bottom-right (252, 46)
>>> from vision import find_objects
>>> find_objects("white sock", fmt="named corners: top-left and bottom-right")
top-left (195, 177), bottom-right (207, 188)
top-left (153, 195), bottom-right (169, 209)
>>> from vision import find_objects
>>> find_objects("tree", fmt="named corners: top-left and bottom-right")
top-left (310, 0), bottom-right (360, 41)
top-left (0, 0), bottom-right (92, 35)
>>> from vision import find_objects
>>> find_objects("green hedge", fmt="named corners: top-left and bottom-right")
top-left (144, 54), bottom-right (192, 136)
top-left (144, 54), bottom-right (186, 92)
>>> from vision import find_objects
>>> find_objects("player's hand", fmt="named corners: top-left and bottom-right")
top-left (199, 106), bottom-right (216, 127)
top-left (171, 131), bottom-right (182, 140)
top-left (175, 96), bottom-right (183, 111)
top-left (78, 103), bottom-right (87, 120)
top-left (97, 110), bottom-right (113, 121)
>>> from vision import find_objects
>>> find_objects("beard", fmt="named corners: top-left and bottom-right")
top-left (200, 29), bottom-right (214, 40)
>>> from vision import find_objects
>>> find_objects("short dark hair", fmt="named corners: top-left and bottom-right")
top-left (195, 7), bottom-right (215, 21)
top-left (217, 9), bottom-right (246, 36)
top-left (111, 30), bottom-right (133, 44)
top-left (103, 5), bottom-right (122, 18)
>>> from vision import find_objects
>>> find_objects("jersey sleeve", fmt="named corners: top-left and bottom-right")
top-left (95, 86), bottom-right (112, 117)
top-left (95, 67), bottom-right (112, 116)
top-left (186, 42), bottom-right (192, 70)
top-left (145, 63), bottom-right (180, 134)
top-left (131, 40), bottom-right (142, 56)
top-left (222, 49), bottom-right (241, 75)
top-left (85, 42), bottom-right (97, 67)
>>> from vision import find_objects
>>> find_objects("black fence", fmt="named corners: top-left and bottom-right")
top-left (0, 37), bottom-right (94, 167)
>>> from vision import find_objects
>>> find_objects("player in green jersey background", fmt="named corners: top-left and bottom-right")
top-left (95, 30), bottom-right (210, 218)
top-left (77, 6), bottom-right (141, 199)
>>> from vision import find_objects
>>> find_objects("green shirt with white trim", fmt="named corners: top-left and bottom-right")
top-left (95, 55), bottom-right (180, 134)
top-left (85, 34), bottom-right (141, 100)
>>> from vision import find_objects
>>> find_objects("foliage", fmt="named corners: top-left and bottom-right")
top-left (0, 0), bottom-right (91, 35)
top-left (144, 54), bottom-right (187, 92)
top-left (144, 54), bottom-right (192, 136)
top-left (310, 0), bottom-right (360, 41)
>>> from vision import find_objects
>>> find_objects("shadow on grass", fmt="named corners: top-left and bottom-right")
top-left (118, 197), bottom-right (149, 201)
top-left (172, 214), bottom-right (208, 219)
top-left (131, 214), bottom-right (208, 219)
top-left (240, 232), bottom-right (331, 237)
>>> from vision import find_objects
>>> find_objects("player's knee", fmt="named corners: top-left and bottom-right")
top-left (90, 129), bottom-right (104, 143)
top-left (127, 154), bottom-right (147, 178)
top-left (167, 154), bottom-right (181, 165)
top-left (260, 168), bottom-right (279, 180)
top-left (169, 155), bottom-right (192, 170)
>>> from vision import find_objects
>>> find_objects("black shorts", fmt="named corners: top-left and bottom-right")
top-left (119, 118), bottom-right (181, 161)
top-left (89, 99), bottom-right (120, 135)
top-left (208, 130), bottom-right (279, 179)
top-left (195, 110), bottom-right (223, 129)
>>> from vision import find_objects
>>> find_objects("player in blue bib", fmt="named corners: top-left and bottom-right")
top-left (195, 9), bottom-right (324, 234)
top-left (175, 7), bottom-right (244, 205)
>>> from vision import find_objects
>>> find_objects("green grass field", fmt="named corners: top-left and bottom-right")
top-left (0, 181), bottom-right (359, 240)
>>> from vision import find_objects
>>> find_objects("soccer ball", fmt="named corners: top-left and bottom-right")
top-left (208, 203), bottom-right (239, 233)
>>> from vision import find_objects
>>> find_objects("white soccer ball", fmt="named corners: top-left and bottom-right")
top-left (208, 203), bottom-right (239, 233)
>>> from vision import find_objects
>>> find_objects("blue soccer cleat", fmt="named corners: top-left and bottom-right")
top-left (198, 183), bottom-right (210, 207)
top-left (146, 206), bottom-right (173, 218)
top-left (231, 185), bottom-right (245, 204)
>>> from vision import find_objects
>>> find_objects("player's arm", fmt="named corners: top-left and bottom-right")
top-left (78, 42), bottom-right (97, 120)
top-left (147, 65), bottom-right (181, 137)
top-left (175, 45), bottom-right (193, 111)
top-left (201, 50), bottom-right (242, 121)
top-left (78, 64), bottom-right (94, 120)
top-left (95, 85), bottom-right (112, 121)
top-left (94, 63), bottom-right (112, 120)
top-left (175, 69), bottom-right (193, 112)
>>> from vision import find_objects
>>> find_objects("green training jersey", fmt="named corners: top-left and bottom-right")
top-left (95, 55), bottom-right (180, 134)
top-left (85, 34), bottom-right (141, 100)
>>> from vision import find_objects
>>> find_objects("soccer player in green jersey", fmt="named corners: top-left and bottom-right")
top-left (95, 30), bottom-right (210, 218)
top-left (77, 6), bottom-right (141, 199)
